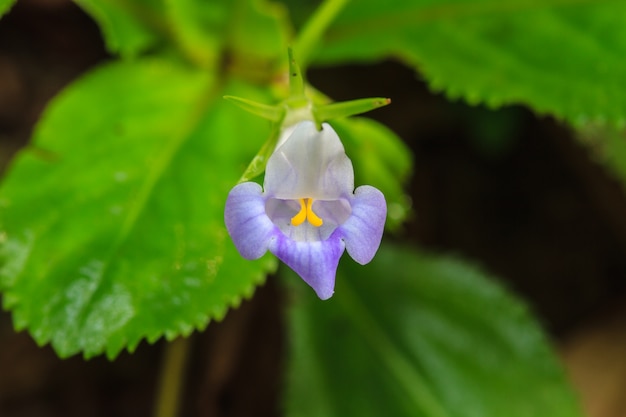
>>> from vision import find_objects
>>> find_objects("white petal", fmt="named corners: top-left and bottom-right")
top-left (264, 121), bottom-right (354, 199)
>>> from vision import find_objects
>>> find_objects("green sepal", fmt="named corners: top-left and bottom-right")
top-left (223, 95), bottom-right (285, 122)
top-left (314, 97), bottom-right (391, 124)
top-left (238, 123), bottom-right (282, 182)
top-left (287, 48), bottom-right (306, 101)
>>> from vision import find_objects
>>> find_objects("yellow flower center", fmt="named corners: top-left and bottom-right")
top-left (291, 198), bottom-right (323, 227)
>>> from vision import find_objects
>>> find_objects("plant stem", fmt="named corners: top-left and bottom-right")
top-left (294, 0), bottom-right (351, 70)
top-left (153, 337), bottom-right (193, 417)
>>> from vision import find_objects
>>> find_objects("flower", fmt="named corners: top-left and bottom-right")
top-left (225, 121), bottom-right (386, 299)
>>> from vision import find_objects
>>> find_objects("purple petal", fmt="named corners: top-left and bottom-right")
top-left (269, 235), bottom-right (345, 300)
top-left (338, 185), bottom-right (386, 264)
top-left (224, 182), bottom-right (276, 259)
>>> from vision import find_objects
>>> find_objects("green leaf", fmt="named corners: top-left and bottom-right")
top-left (331, 117), bottom-right (411, 230)
top-left (0, 0), bottom-right (16, 19)
top-left (164, 0), bottom-right (291, 75)
top-left (0, 59), bottom-right (277, 359)
top-left (75, 0), bottom-right (167, 57)
top-left (76, 0), bottom-right (290, 69)
top-left (163, 0), bottom-right (228, 68)
top-left (228, 0), bottom-right (292, 67)
top-left (312, 0), bottom-right (626, 126)
top-left (284, 244), bottom-right (583, 417)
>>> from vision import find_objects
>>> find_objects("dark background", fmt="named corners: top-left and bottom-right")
top-left (1, 1), bottom-right (626, 416)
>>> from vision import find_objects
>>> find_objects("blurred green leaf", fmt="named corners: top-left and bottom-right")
top-left (284, 244), bottom-right (583, 417)
top-left (76, 0), bottom-right (291, 72)
top-left (311, 0), bottom-right (626, 126)
top-left (0, 59), bottom-right (277, 359)
top-left (228, 0), bottom-right (292, 70)
top-left (165, 0), bottom-right (291, 74)
top-left (278, 0), bottom-right (318, 29)
top-left (75, 0), bottom-right (167, 57)
top-left (331, 117), bottom-right (411, 230)
top-left (163, 0), bottom-right (229, 68)
top-left (0, 0), bottom-right (15, 19)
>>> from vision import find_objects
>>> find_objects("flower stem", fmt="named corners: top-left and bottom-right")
top-left (153, 337), bottom-right (193, 417)
top-left (294, 0), bottom-right (351, 70)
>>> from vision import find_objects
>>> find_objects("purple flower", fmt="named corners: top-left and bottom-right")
top-left (225, 121), bottom-right (386, 299)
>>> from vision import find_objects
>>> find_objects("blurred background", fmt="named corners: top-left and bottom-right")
top-left (1, 1), bottom-right (626, 416)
